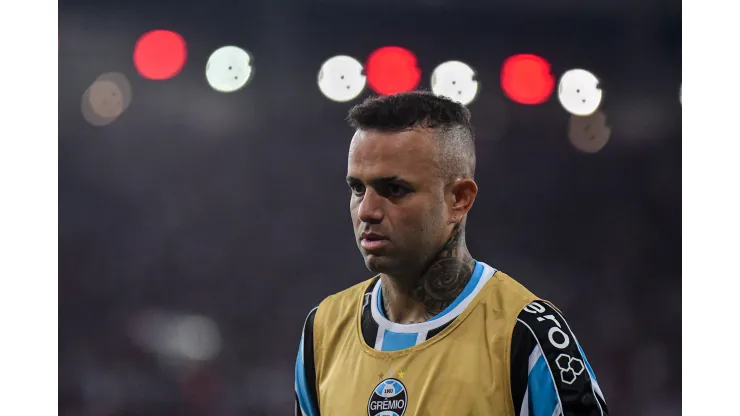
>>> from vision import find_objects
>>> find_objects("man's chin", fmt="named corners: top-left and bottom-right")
top-left (364, 253), bottom-right (396, 274)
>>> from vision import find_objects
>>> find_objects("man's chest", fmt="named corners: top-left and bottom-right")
top-left (316, 337), bottom-right (513, 416)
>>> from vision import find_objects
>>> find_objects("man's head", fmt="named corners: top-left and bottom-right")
top-left (346, 91), bottom-right (479, 276)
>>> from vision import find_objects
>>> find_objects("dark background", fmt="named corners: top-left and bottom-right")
top-left (59, 0), bottom-right (681, 414)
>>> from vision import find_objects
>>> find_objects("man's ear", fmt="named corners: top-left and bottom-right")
top-left (447, 178), bottom-right (478, 223)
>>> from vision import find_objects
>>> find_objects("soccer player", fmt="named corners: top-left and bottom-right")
top-left (295, 92), bottom-right (608, 416)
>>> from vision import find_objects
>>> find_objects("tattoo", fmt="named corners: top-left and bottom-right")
top-left (411, 223), bottom-right (475, 317)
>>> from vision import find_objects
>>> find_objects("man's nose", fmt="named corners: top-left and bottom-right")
top-left (357, 189), bottom-right (384, 224)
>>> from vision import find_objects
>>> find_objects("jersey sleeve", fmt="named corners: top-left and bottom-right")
top-left (509, 300), bottom-right (608, 416)
top-left (295, 306), bottom-right (320, 416)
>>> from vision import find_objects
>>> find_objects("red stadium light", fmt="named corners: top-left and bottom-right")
top-left (133, 30), bottom-right (188, 80)
top-left (500, 54), bottom-right (554, 105)
top-left (366, 46), bottom-right (421, 95)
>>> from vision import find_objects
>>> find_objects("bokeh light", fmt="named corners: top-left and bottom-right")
top-left (501, 54), bottom-right (554, 105)
top-left (366, 46), bottom-right (421, 95)
top-left (134, 30), bottom-right (188, 80)
top-left (206, 45), bottom-right (253, 93)
top-left (130, 310), bottom-right (222, 362)
top-left (558, 69), bottom-right (603, 116)
top-left (318, 55), bottom-right (366, 102)
top-left (430, 60), bottom-right (479, 106)
top-left (95, 72), bottom-right (132, 111)
top-left (81, 74), bottom-right (132, 127)
top-left (81, 89), bottom-right (115, 127)
top-left (88, 80), bottom-right (124, 118)
top-left (568, 111), bottom-right (611, 153)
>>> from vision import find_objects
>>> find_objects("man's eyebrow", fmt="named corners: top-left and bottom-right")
top-left (346, 176), bottom-right (411, 185)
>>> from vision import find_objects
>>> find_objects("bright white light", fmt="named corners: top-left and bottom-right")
top-left (558, 69), bottom-right (603, 116)
top-left (318, 55), bottom-right (366, 102)
top-left (430, 61), bottom-right (479, 105)
top-left (206, 46), bottom-right (253, 93)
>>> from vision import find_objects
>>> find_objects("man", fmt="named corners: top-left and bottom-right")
top-left (295, 92), bottom-right (608, 416)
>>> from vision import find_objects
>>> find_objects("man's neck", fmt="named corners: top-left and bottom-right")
top-left (380, 223), bottom-right (476, 324)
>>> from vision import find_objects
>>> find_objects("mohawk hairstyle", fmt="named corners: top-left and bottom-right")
top-left (346, 91), bottom-right (476, 180)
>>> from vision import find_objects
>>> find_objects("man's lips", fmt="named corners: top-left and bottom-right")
top-left (360, 232), bottom-right (389, 251)
top-left (360, 238), bottom-right (389, 251)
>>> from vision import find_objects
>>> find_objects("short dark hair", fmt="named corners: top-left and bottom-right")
top-left (346, 91), bottom-right (476, 180)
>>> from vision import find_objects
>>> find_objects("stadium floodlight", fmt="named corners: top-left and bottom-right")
top-left (431, 60), bottom-right (479, 106)
top-left (558, 69), bottom-right (603, 116)
top-left (206, 46), bottom-right (254, 93)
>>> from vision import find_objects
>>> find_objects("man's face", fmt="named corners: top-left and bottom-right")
top-left (347, 129), bottom-right (452, 276)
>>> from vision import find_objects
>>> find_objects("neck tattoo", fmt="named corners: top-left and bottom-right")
top-left (382, 223), bottom-right (475, 321)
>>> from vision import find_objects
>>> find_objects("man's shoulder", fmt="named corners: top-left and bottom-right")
top-left (479, 265), bottom-right (540, 307)
top-left (314, 276), bottom-right (377, 317)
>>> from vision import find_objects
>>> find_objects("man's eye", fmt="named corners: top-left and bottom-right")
top-left (350, 183), bottom-right (365, 194)
top-left (388, 184), bottom-right (406, 197)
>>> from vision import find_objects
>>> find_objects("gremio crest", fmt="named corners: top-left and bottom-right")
top-left (367, 378), bottom-right (408, 416)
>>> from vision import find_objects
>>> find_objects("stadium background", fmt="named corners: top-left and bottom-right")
top-left (59, 0), bottom-right (681, 414)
